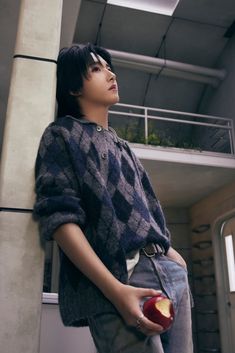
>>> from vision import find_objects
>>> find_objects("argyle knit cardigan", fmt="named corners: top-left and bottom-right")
top-left (33, 116), bottom-right (170, 326)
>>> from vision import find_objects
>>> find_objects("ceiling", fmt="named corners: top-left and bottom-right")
top-left (73, 0), bottom-right (235, 111)
top-left (141, 158), bottom-right (235, 208)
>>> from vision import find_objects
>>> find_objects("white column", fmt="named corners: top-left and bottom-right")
top-left (0, 1), bottom-right (63, 352)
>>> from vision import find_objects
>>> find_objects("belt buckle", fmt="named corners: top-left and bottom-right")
top-left (142, 243), bottom-right (157, 258)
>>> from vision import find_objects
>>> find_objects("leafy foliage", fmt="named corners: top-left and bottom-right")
top-left (112, 117), bottom-right (202, 151)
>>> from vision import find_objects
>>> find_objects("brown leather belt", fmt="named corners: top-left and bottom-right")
top-left (141, 243), bottom-right (163, 257)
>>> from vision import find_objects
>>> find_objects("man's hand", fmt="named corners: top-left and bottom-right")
top-left (110, 284), bottom-right (164, 336)
top-left (166, 246), bottom-right (187, 269)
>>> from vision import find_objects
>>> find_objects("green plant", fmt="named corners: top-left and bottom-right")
top-left (111, 120), bottom-right (202, 150)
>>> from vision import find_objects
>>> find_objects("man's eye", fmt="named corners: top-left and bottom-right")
top-left (91, 66), bottom-right (101, 72)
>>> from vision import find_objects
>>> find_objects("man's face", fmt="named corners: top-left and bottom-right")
top-left (79, 54), bottom-right (119, 108)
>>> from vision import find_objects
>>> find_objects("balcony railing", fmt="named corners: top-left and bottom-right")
top-left (109, 103), bottom-right (235, 156)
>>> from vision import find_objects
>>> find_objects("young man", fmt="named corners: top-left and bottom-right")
top-left (34, 43), bottom-right (193, 353)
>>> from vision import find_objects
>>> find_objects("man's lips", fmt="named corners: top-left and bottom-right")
top-left (109, 84), bottom-right (118, 90)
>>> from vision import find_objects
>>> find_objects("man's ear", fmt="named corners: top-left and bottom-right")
top-left (70, 90), bottom-right (82, 97)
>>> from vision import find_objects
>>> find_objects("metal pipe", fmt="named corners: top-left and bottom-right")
top-left (116, 102), bottom-right (233, 122)
top-left (144, 107), bottom-right (148, 143)
top-left (107, 48), bottom-right (227, 86)
top-left (76, 43), bottom-right (226, 85)
top-left (109, 110), bottom-right (231, 129)
top-left (230, 120), bottom-right (235, 155)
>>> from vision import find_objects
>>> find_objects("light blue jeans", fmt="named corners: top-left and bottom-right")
top-left (88, 253), bottom-right (193, 353)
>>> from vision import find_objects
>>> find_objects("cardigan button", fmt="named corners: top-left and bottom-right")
top-left (101, 152), bottom-right (107, 159)
top-left (96, 125), bottom-right (102, 132)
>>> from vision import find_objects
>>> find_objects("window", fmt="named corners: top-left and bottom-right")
top-left (107, 0), bottom-right (180, 16)
top-left (225, 234), bottom-right (235, 292)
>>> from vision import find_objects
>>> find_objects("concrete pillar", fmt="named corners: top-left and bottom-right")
top-left (0, 1), bottom-right (63, 352)
top-left (0, 0), bottom-right (21, 153)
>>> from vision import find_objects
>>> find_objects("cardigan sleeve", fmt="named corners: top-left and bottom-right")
top-left (33, 124), bottom-right (87, 241)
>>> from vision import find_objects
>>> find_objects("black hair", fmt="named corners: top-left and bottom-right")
top-left (56, 43), bottom-right (114, 118)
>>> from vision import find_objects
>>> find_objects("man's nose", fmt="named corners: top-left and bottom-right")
top-left (108, 70), bottom-right (116, 80)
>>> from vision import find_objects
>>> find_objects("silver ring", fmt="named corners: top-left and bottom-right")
top-left (136, 313), bottom-right (144, 329)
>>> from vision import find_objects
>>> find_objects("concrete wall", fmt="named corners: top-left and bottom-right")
top-left (192, 35), bottom-right (235, 154)
top-left (190, 180), bottom-right (235, 353)
top-left (199, 34), bottom-right (235, 122)
top-left (0, 0), bottom-right (21, 154)
top-left (187, 36), bottom-right (235, 153)
top-left (40, 304), bottom-right (96, 353)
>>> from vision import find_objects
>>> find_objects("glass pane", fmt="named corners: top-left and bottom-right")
top-left (225, 235), bottom-right (235, 292)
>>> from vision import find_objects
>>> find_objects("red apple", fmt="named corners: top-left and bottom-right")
top-left (143, 294), bottom-right (174, 330)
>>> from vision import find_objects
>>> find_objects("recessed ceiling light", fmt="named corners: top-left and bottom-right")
top-left (107, 0), bottom-right (180, 16)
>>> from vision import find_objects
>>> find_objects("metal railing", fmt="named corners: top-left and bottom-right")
top-left (109, 103), bottom-right (235, 155)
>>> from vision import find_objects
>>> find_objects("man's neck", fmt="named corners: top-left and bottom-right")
top-left (81, 105), bottom-right (109, 129)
